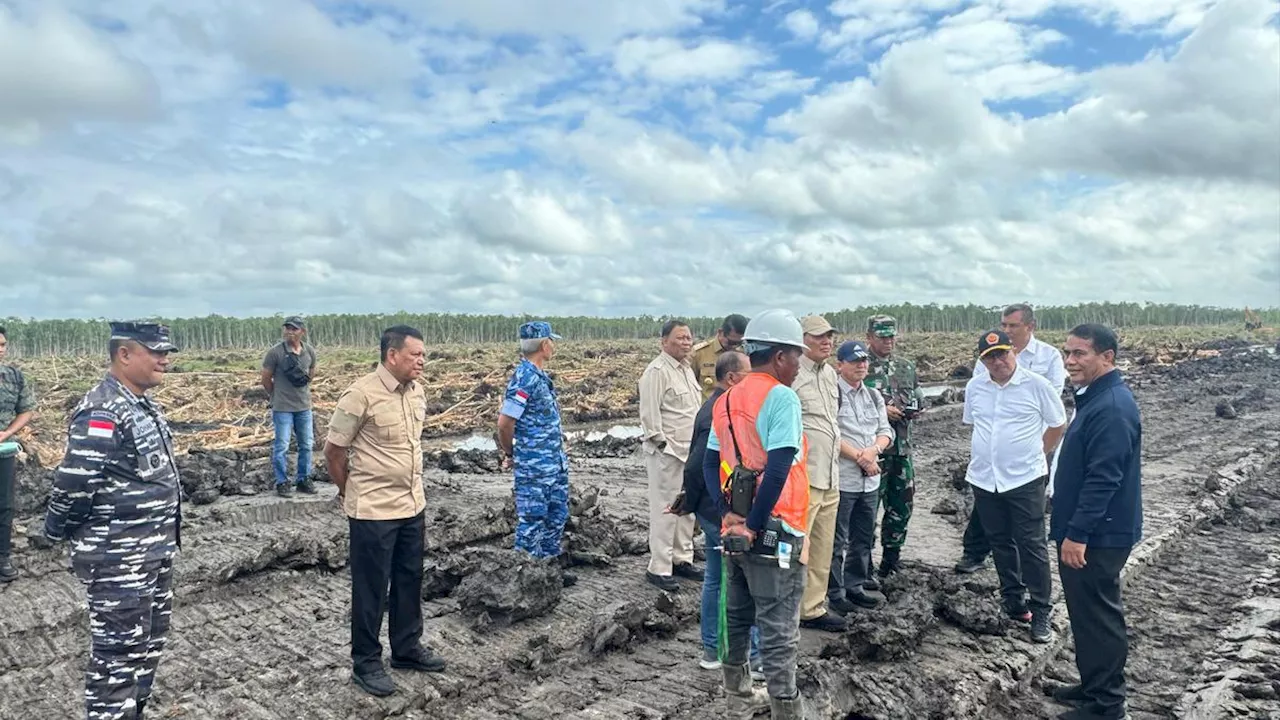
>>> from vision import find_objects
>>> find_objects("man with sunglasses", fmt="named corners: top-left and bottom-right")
top-left (962, 330), bottom-right (1067, 643)
top-left (691, 314), bottom-right (750, 400)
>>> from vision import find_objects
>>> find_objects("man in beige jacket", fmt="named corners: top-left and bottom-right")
top-left (794, 315), bottom-right (847, 632)
top-left (639, 319), bottom-right (703, 592)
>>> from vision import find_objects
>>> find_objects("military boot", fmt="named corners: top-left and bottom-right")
top-left (770, 693), bottom-right (804, 720)
top-left (877, 547), bottom-right (901, 577)
top-left (722, 663), bottom-right (770, 718)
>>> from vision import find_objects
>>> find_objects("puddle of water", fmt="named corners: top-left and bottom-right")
top-left (453, 435), bottom-right (498, 452)
top-left (567, 425), bottom-right (643, 443)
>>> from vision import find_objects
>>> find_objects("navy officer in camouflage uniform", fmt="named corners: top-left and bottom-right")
top-left (864, 315), bottom-right (925, 577)
top-left (496, 321), bottom-right (574, 584)
top-left (45, 322), bottom-right (182, 720)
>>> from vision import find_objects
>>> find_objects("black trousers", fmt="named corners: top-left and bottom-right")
top-left (0, 454), bottom-right (15, 558)
top-left (960, 506), bottom-right (990, 559)
top-left (973, 476), bottom-right (1051, 613)
top-left (349, 511), bottom-right (426, 673)
top-left (1060, 544), bottom-right (1131, 716)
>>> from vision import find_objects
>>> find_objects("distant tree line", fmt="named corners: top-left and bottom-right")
top-left (2, 303), bottom-right (1276, 357)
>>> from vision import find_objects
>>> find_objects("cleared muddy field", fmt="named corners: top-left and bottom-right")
top-left (1, 345), bottom-right (1277, 719)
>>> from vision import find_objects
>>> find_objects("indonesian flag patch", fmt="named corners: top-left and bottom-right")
top-left (514, 389), bottom-right (529, 405)
top-left (87, 418), bottom-right (115, 439)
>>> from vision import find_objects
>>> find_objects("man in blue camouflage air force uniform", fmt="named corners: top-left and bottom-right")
top-left (497, 321), bottom-right (575, 586)
top-left (44, 322), bottom-right (182, 720)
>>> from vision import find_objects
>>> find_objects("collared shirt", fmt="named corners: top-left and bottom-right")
top-left (326, 364), bottom-right (426, 521)
top-left (690, 339), bottom-right (730, 400)
top-left (793, 354), bottom-right (839, 490)
top-left (45, 373), bottom-right (181, 565)
top-left (0, 364), bottom-right (36, 431)
top-left (500, 358), bottom-right (566, 480)
top-left (638, 351), bottom-right (701, 462)
top-left (963, 365), bottom-right (1067, 493)
top-left (836, 378), bottom-right (894, 493)
top-left (973, 334), bottom-right (1067, 390)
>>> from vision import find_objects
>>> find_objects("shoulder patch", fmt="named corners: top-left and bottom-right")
top-left (87, 413), bottom-right (116, 438)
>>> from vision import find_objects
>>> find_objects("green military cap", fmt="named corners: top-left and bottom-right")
top-left (867, 315), bottom-right (897, 337)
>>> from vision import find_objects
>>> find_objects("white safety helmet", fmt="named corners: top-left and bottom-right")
top-left (741, 309), bottom-right (806, 353)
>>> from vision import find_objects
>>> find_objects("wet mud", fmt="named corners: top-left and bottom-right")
top-left (1, 351), bottom-right (1278, 719)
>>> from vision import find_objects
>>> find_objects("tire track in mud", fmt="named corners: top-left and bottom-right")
top-left (1, 351), bottom-right (1277, 719)
top-left (997, 465), bottom-right (1280, 720)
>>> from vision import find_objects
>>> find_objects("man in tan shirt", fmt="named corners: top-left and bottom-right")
top-left (324, 325), bottom-right (445, 697)
top-left (793, 315), bottom-right (847, 633)
top-left (639, 319), bottom-right (702, 592)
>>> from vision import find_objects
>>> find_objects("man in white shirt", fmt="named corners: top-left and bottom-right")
top-left (956, 303), bottom-right (1067, 574)
top-left (963, 330), bottom-right (1067, 644)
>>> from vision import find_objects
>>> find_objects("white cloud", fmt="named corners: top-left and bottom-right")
top-left (226, 0), bottom-right (422, 91)
top-left (1, 0), bottom-right (1278, 323)
top-left (615, 36), bottom-right (767, 83)
top-left (784, 9), bottom-right (821, 40)
top-left (0, 6), bottom-right (159, 134)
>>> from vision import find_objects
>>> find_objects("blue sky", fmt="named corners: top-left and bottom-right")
top-left (0, 0), bottom-right (1277, 321)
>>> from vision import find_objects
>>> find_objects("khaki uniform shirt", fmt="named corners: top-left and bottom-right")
top-left (793, 354), bottom-right (840, 490)
top-left (690, 339), bottom-right (728, 400)
top-left (638, 351), bottom-right (701, 463)
top-left (325, 364), bottom-right (426, 520)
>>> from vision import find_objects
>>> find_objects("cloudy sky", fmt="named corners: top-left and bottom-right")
top-left (1, 0), bottom-right (1277, 321)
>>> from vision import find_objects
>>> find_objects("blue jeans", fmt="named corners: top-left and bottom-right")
top-left (271, 410), bottom-right (313, 485)
top-left (700, 518), bottom-right (760, 660)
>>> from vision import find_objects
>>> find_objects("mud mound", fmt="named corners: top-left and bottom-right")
top-left (11, 457), bottom-right (52, 516)
top-left (937, 580), bottom-right (1009, 636)
top-left (565, 487), bottom-right (648, 565)
top-left (432, 447), bottom-right (503, 473)
top-left (1196, 337), bottom-right (1255, 351)
top-left (1157, 351), bottom-right (1280, 382)
top-left (454, 548), bottom-right (565, 629)
top-left (570, 431), bottom-right (641, 458)
top-left (179, 448), bottom-right (274, 504)
top-left (584, 593), bottom-right (686, 655)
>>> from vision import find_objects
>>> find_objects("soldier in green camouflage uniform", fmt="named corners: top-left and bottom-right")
top-left (0, 326), bottom-right (38, 583)
top-left (864, 315), bottom-right (925, 577)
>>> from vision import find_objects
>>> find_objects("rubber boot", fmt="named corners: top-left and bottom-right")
top-left (722, 663), bottom-right (770, 719)
top-left (770, 693), bottom-right (804, 720)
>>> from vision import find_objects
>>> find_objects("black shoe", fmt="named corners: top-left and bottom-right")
top-left (672, 562), bottom-right (703, 580)
top-left (1050, 683), bottom-right (1088, 707)
top-left (1005, 603), bottom-right (1032, 623)
top-left (646, 572), bottom-right (679, 592)
top-left (296, 479), bottom-right (317, 495)
top-left (1030, 611), bottom-right (1053, 643)
top-left (561, 571), bottom-right (578, 587)
top-left (390, 648), bottom-right (447, 673)
top-left (0, 558), bottom-right (16, 583)
top-left (353, 667), bottom-right (396, 696)
top-left (799, 611), bottom-right (847, 633)
top-left (953, 554), bottom-right (988, 574)
top-left (828, 596), bottom-right (858, 615)
top-left (847, 589), bottom-right (885, 608)
top-left (862, 574), bottom-right (880, 592)
top-left (275, 483), bottom-right (294, 498)
top-left (877, 548), bottom-right (901, 577)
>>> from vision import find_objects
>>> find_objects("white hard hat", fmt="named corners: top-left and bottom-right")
top-left (742, 309), bottom-right (806, 351)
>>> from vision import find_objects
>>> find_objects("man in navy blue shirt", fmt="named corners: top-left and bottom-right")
top-left (1050, 324), bottom-right (1142, 720)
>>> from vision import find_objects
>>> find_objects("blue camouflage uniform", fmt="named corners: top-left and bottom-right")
top-left (501, 322), bottom-right (569, 559)
top-left (45, 322), bottom-right (182, 720)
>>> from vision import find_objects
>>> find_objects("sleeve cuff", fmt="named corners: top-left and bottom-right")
top-left (1065, 527), bottom-right (1090, 544)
